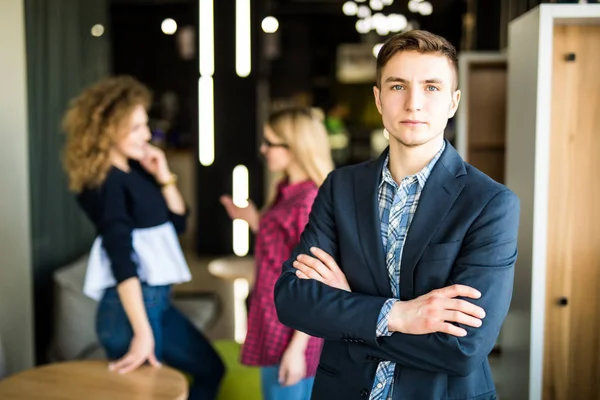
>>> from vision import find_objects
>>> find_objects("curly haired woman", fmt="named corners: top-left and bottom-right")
top-left (62, 76), bottom-right (224, 399)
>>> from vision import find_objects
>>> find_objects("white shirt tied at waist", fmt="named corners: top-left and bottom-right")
top-left (83, 222), bottom-right (192, 301)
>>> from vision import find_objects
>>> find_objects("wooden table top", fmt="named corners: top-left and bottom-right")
top-left (0, 360), bottom-right (188, 400)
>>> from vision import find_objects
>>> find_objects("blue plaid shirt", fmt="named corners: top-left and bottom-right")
top-left (370, 142), bottom-right (445, 400)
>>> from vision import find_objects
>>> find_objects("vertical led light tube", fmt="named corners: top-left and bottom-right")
top-left (199, 0), bottom-right (215, 166)
top-left (233, 278), bottom-right (250, 343)
top-left (232, 165), bottom-right (249, 256)
top-left (236, 0), bottom-right (251, 77)
top-left (198, 77), bottom-right (214, 166)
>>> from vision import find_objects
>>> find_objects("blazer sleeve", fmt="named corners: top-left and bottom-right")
top-left (348, 189), bottom-right (520, 377)
top-left (274, 172), bottom-right (390, 345)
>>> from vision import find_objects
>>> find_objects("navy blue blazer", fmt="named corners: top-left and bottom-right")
top-left (274, 141), bottom-right (519, 400)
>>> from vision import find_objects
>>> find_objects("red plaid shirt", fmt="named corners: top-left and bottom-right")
top-left (240, 179), bottom-right (324, 377)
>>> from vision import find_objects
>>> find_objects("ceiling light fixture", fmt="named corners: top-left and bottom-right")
top-left (161, 18), bottom-right (177, 35)
top-left (261, 16), bottom-right (279, 33)
top-left (408, 0), bottom-right (421, 13)
top-left (419, 1), bottom-right (433, 16)
top-left (370, 0), bottom-right (384, 11)
top-left (357, 5), bottom-right (371, 18)
top-left (342, 1), bottom-right (358, 16)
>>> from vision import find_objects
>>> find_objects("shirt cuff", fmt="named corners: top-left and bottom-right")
top-left (169, 207), bottom-right (189, 234)
top-left (376, 298), bottom-right (398, 337)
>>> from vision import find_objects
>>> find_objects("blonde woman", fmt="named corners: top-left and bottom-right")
top-left (220, 107), bottom-right (334, 400)
top-left (62, 76), bottom-right (224, 399)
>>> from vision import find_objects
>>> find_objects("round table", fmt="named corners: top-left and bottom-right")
top-left (0, 360), bottom-right (188, 400)
top-left (208, 255), bottom-right (255, 343)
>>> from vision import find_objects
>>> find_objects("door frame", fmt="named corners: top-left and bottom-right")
top-left (455, 51), bottom-right (507, 160)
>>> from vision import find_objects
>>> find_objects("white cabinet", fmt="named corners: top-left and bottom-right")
top-left (504, 4), bottom-right (600, 399)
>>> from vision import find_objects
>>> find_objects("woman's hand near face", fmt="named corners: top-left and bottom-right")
top-left (140, 144), bottom-right (173, 184)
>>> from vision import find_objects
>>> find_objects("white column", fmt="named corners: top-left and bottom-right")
top-left (0, 0), bottom-right (35, 375)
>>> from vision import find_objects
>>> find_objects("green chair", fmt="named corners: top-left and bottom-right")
top-left (213, 340), bottom-right (262, 400)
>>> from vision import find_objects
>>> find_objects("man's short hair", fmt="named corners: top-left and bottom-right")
top-left (376, 30), bottom-right (459, 90)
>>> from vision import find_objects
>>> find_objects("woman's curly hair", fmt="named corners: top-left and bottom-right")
top-left (62, 76), bottom-right (152, 193)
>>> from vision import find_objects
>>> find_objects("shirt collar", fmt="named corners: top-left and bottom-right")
top-left (277, 179), bottom-right (316, 200)
top-left (380, 140), bottom-right (446, 190)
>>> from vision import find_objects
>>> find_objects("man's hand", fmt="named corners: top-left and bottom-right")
top-left (292, 248), bottom-right (484, 338)
top-left (389, 285), bottom-right (486, 337)
top-left (293, 247), bottom-right (351, 292)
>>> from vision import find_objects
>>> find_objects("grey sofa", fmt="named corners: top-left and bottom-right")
top-left (49, 255), bottom-right (220, 362)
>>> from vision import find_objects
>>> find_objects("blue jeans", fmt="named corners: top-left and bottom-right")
top-left (96, 284), bottom-right (225, 400)
top-left (260, 365), bottom-right (315, 400)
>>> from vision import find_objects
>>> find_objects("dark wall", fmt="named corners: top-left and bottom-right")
top-left (109, 0), bottom-right (267, 257)
top-left (268, 13), bottom-right (361, 102)
top-left (475, 0), bottom-right (502, 50)
top-left (498, 0), bottom-right (559, 49)
top-left (25, 0), bottom-right (109, 364)
top-left (268, 2), bottom-right (465, 103)
top-left (418, 2), bottom-right (465, 50)
top-left (195, 0), bottom-right (265, 255)
top-left (110, 1), bottom-right (197, 146)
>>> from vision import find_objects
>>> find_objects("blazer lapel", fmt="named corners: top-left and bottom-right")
top-left (354, 149), bottom-right (393, 298)
top-left (399, 142), bottom-right (466, 299)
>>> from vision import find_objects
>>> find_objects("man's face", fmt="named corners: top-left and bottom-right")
top-left (373, 50), bottom-right (460, 148)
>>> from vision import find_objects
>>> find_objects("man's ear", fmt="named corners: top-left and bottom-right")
top-left (373, 86), bottom-right (382, 115)
top-left (448, 89), bottom-right (461, 118)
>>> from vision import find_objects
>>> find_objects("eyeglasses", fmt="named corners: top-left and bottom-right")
top-left (262, 137), bottom-right (289, 149)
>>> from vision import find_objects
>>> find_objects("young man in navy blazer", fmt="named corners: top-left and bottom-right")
top-left (274, 30), bottom-right (519, 400)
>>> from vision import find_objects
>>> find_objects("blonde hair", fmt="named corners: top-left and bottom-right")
top-left (265, 107), bottom-right (334, 205)
top-left (62, 76), bottom-right (152, 192)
